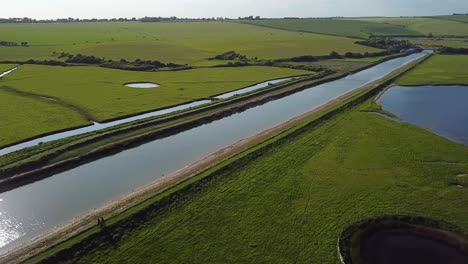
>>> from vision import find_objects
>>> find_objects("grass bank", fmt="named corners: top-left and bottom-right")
top-left (397, 55), bottom-right (468, 85)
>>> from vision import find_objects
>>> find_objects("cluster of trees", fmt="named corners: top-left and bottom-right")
top-left (357, 37), bottom-right (413, 50)
top-left (209, 51), bottom-right (248, 61)
top-left (438, 46), bottom-right (468, 54)
top-left (274, 50), bottom-right (398, 63)
top-left (238, 16), bottom-right (261, 20)
top-left (54, 52), bottom-right (185, 71)
top-left (0, 41), bottom-right (28, 47)
top-left (0, 17), bottom-right (138, 23)
top-left (140, 16), bottom-right (226, 22)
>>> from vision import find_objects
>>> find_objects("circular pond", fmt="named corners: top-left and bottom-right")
top-left (338, 216), bottom-right (468, 264)
top-left (363, 229), bottom-right (468, 264)
top-left (125, 82), bottom-right (160, 89)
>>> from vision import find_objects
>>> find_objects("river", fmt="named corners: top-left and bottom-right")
top-left (0, 51), bottom-right (428, 253)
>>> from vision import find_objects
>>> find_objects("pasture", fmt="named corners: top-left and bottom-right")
top-left (398, 55), bottom-right (468, 85)
top-left (0, 88), bottom-right (89, 147)
top-left (0, 22), bottom-right (380, 64)
top-left (0, 65), bottom-right (311, 146)
top-left (31, 95), bottom-right (468, 264)
top-left (240, 18), bottom-right (417, 39)
top-left (352, 17), bottom-right (468, 36)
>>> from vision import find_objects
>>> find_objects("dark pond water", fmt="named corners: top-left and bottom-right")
top-left (0, 51), bottom-right (429, 253)
top-left (380, 85), bottom-right (468, 145)
top-left (363, 230), bottom-right (468, 264)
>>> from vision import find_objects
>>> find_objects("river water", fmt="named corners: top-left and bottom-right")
top-left (0, 51), bottom-right (428, 253)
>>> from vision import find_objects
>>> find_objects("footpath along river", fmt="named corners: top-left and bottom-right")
top-left (0, 51), bottom-right (428, 253)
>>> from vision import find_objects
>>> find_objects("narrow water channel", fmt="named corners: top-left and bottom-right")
top-left (0, 51), bottom-right (428, 253)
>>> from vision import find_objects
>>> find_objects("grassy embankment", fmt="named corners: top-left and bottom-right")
top-left (398, 55), bottom-right (468, 85)
top-left (21, 55), bottom-right (468, 264)
top-left (0, 22), bottom-right (379, 64)
top-left (0, 65), bottom-right (311, 147)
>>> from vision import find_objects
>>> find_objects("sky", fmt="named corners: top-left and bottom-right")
top-left (1, 0), bottom-right (468, 19)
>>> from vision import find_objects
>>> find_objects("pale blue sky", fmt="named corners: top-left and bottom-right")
top-left (1, 0), bottom-right (468, 19)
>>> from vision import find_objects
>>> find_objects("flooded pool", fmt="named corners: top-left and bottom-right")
top-left (363, 229), bottom-right (468, 264)
top-left (125, 82), bottom-right (160, 88)
top-left (379, 85), bottom-right (468, 145)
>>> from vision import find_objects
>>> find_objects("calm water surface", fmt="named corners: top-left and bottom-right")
top-left (0, 52), bottom-right (428, 253)
top-left (380, 85), bottom-right (468, 145)
top-left (363, 230), bottom-right (468, 264)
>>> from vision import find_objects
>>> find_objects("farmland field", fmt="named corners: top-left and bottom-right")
top-left (0, 65), bottom-right (310, 147)
top-left (398, 55), bottom-right (468, 85)
top-left (31, 93), bottom-right (468, 264)
top-left (435, 15), bottom-right (468, 23)
top-left (0, 64), bottom-right (16, 73)
top-left (351, 17), bottom-right (468, 36)
top-left (0, 22), bottom-right (380, 64)
top-left (240, 18), bottom-right (417, 39)
top-left (404, 38), bottom-right (468, 49)
top-left (0, 88), bottom-right (89, 147)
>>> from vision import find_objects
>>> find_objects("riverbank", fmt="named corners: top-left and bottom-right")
top-left (1, 54), bottom-right (431, 264)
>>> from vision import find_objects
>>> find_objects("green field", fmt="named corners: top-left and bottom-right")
top-left (241, 18), bottom-right (417, 39)
top-left (436, 15), bottom-right (468, 24)
top-left (0, 22), bottom-right (380, 64)
top-left (0, 65), bottom-right (310, 147)
top-left (0, 88), bottom-right (89, 147)
top-left (404, 38), bottom-right (468, 49)
top-left (398, 55), bottom-right (468, 85)
top-left (33, 90), bottom-right (468, 264)
top-left (352, 17), bottom-right (468, 36)
top-left (0, 64), bottom-right (16, 73)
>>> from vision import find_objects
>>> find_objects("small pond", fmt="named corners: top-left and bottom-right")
top-left (125, 82), bottom-right (160, 88)
top-left (362, 229), bottom-right (468, 264)
top-left (379, 85), bottom-right (468, 145)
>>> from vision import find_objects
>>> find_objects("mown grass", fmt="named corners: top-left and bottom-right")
top-left (0, 88), bottom-right (90, 147)
top-left (31, 95), bottom-right (468, 264)
top-left (398, 55), bottom-right (468, 85)
top-left (240, 18), bottom-right (417, 39)
top-left (0, 22), bottom-right (379, 64)
top-left (352, 17), bottom-right (468, 36)
top-left (0, 65), bottom-right (311, 147)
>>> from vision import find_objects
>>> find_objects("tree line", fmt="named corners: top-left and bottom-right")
top-left (0, 40), bottom-right (29, 47)
top-left (0, 17), bottom-right (231, 24)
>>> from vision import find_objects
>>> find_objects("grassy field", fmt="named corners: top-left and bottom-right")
top-left (0, 22), bottom-right (380, 64)
top-left (398, 55), bottom-right (468, 85)
top-left (31, 93), bottom-right (468, 264)
top-left (404, 38), bottom-right (468, 49)
top-left (352, 17), bottom-right (468, 36)
top-left (0, 64), bottom-right (16, 73)
top-left (240, 18), bottom-right (417, 39)
top-left (0, 65), bottom-right (310, 147)
top-left (436, 15), bottom-right (468, 24)
top-left (0, 88), bottom-right (90, 147)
